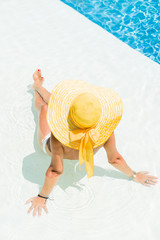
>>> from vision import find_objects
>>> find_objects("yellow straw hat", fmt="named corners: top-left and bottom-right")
top-left (47, 79), bottom-right (123, 178)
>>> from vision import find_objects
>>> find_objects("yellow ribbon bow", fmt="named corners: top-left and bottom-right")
top-left (69, 128), bottom-right (100, 178)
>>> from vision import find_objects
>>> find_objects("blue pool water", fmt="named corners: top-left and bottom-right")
top-left (61, 0), bottom-right (160, 64)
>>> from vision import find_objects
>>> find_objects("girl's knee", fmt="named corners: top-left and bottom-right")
top-left (41, 103), bottom-right (48, 112)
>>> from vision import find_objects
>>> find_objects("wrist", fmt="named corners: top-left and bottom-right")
top-left (128, 171), bottom-right (137, 181)
top-left (39, 192), bottom-right (49, 197)
top-left (37, 193), bottom-right (54, 201)
top-left (37, 194), bottom-right (48, 200)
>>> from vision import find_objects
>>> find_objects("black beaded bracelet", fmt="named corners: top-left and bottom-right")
top-left (38, 194), bottom-right (48, 199)
top-left (128, 171), bottom-right (137, 181)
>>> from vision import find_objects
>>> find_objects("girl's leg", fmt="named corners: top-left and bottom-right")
top-left (34, 90), bottom-right (51, 151)
top-left (32, 69), bottom-right (52, 154)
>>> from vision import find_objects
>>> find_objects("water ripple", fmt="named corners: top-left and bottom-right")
top-left (51, 183), bottom-right (95, 211)
top-left (10, 97), bottom-right (34, 130)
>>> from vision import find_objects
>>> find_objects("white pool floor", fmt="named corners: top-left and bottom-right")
top-left (0, 0), bottom-right (160, 239)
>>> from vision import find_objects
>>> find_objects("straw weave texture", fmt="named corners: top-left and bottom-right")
top-left (47, 80), bottom-right (123, 150)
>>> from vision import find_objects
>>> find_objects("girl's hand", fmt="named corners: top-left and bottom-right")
top-left (133, 171), bottom-right (159, 187)
top-left (25, 196), bottom-right (48, 216)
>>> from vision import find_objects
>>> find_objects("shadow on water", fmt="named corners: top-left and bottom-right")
top-left (22, 86), bottom-right (128, 194)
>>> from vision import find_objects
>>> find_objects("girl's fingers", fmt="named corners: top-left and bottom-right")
top-left (147, 181), bottom-right (157, 185)
top-left (141, 171), bottom-right (159, 179)
top-left (28, 205), bottom-right (34, 214)
top-left (38, 207), bottom-right (42, 217)
top-left (33, 206), bottom-right (38, 217)
top-left (148, 176), bottom-right (159, 179)
top-left (149, 179), bottom-right (158, 183)
top-left (25, 198), bottom-right (34, 204)
top-left (43, 205), bottom-right (48, 214)
top-left (141, 171), bottom-right (150, 174)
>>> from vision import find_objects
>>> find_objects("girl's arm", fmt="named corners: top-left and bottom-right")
top-left (26, 136), bottom-right (64, 216)
top-left (103, 131), bottom-right (159, 186)
top-left (103, 131), bottom-right (134, 177)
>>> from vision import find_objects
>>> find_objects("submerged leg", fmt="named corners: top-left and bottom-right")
top-left (34, 90), bottom-right (51, 150)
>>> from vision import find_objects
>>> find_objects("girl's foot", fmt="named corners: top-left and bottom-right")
top-left (32, 69), bottom-right (44, 92)
top-left (31, 69), bottom-right (51, 104)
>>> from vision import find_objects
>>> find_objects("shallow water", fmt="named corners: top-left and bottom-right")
top-left (0, 0), bottom-right (160, 239)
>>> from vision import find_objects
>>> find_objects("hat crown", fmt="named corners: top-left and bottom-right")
top-left (70, 92), bottom-right (102, 129)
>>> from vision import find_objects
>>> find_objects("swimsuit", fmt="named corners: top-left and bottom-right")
top-left (41, 132), bottom-right (51, 154)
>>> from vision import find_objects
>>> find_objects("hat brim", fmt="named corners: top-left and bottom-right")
top-left (47, 79), bottom-right (123, 150)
